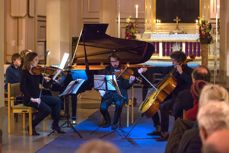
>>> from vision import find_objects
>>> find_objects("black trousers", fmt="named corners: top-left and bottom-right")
top-left (152, 98), bottom-right (174, 133)
top-left (173, 89), bottom-right (194, 119)
top-left (100, 92), bottom-right (125, 125)
top-left (25, 95), bottom-right (62, 128)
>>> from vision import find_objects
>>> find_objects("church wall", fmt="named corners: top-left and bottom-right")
top-left (37, 0), bottom-right (46, 16)
top-left (80, 0), bottom-right (145, 38)
top-left (201, 0), bottom-right (210, 20)
top-left (47, 0), bottom-right (65, 65)
top-left (69, 0), bottom-right (83, 57)
top-left (100, 0), bottom-right (117, 36)
top-left (220, 0), bottom-right (229, 87)
top-left (4, 0), bottom-right (36, 63)
top-left (0, 0), bottom-right (4, 107)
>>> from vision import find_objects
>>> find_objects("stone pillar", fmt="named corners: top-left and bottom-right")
top-left (100, 0), bottom-right (117, 37)
top-left (200, 44), bottom-right (209, 66)
top-left (200, 0), bottom-right (210, 20)
top-left (0, 128), bottom-right (2, 153)
top-left (46, 0), bottom-right (70, 65)
top-left (0, 0), bottom-right (4, 108)
top-left (145, 0), bottom-right (155, 32)
top-left (220, 0), bottom-right (229, 87)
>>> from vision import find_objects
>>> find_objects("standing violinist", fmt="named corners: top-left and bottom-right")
top-left (138, 51), bottom-right (193, 141)
top-left (20, 52), bottom-right (65, 135)
top-left (100, 53), bottom-right (136, 130)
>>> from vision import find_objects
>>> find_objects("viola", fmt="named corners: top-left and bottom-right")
top-left (115, 68), bottom-right (134, 80)
top-left (114, 66), bottom-right (142, 83)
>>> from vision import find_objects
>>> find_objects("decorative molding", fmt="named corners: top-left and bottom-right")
top-left (11, 0), bottom-right (27, 17)
top-left (83, 0), bottom-right (100, 18)
top-left (87, 0), bottom-right (99, 13)
top-left (28, 0), bottom-right (35, 17)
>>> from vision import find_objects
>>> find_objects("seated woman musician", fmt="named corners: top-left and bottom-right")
top-left (138, 51), bottom-right (193, 141)
top-left (100, 53), bottom-right (136, 130)
top-left (20, 52), bottom-right (65, 135)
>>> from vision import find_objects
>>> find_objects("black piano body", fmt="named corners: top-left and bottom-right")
top-left (69, 23), bottom-right (155, 92)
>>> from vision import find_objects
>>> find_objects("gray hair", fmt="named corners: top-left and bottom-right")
top-left (199, 84), bottom-right (229, 108)
top-left (197, 102), bottom-right (229, 135)
top-left (75, 139), bottom-right (120, 153)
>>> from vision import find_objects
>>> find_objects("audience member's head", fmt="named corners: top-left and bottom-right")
top-left (11, 53), bottom-right (22, 68)
top-left (202, 129), bottom-right (229, 153)
top-left (191, 80), bottom-right (207, 100)
top-left (192, 65), bottom-right (211, 82)
top-left (199, 84), bottom-right (229, 107)
top-left (197, 102), bottom-right (229, 144)
top-left (75, 139), bottom-right (120, 153)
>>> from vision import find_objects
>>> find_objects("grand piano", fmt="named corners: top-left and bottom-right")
top-left (69, 23), bottom-right (155, 90)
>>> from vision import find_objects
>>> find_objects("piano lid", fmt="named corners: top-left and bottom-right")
top-left (73, 24), bottom-right (155, 65)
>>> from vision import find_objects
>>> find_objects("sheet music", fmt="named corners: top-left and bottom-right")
top-left (94, 75), bottom-right (123, 97)
top-left (59, 79), bottom-right (85, 97)
top-left (94, 75), bottom-right (116, 91)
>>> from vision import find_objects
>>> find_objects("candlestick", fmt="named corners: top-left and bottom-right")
top-left (135, 4), bottom-right (138, 18)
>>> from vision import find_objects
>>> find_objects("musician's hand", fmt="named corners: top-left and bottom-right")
top-left (31, 98), bottom-right (41, 105)
top-left (176, 65), bottom-right (183, 74)
top-left (138, 68), bottom-right (148, 74)
top-left (129, 75), bottom-right (136, 84)
top-left (44, 76), bottom-right (51, 82)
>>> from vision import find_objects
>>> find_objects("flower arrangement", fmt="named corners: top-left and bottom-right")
top-left (198, 19), bottom-right (213, 44)
top-left (125, 17), bottom-right (137, 40)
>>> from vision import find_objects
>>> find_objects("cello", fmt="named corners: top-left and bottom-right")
top-left (139, 58), bottom-right (194, 117)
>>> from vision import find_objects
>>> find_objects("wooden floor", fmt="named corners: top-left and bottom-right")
top-left (0, 90), bottom-right (101, 153)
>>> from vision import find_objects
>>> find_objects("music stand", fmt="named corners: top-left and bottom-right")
top-left (48, 79), bottom-right (85, 137)
top-left (92, 75), bottom-right (125, 137)
top-left (94, 75), bottom-right (122, 97)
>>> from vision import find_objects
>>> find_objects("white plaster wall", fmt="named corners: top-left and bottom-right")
top-left (47, 0), bottom-right (61, 65)
top-left (37, 0), bottom-right (47, 16)
top-left (47, 0), bottom-right (70, 65)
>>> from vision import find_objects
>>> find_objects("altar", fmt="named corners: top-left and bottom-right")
top-left (139, 33), bottom-right (201, 58)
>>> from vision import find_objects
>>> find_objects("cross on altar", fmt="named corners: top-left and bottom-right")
top-left (173, 16), bottom-right (181, 29)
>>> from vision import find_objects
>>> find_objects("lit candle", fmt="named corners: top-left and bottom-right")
top-left (195, 19), bottom-right (198, 33)
top-left (135, 4), bottom-right (138, 18)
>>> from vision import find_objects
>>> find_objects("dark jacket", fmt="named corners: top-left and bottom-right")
top-left (5, 64), bottom-right (22, 90)
top-left (20, 70), bottom-right (49, 104)
top-left (165, 118), bottom-right (195, 153)
top-left (177, 127), bottom-right (202, 153)
top-left (103, 65), bottom-right (133, 102)
top-left (145, 64), bottom-right (193, 96)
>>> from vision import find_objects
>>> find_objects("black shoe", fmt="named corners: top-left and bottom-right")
top-left (111, 124), bottom-right (118, 130)
top-left (147, 130), bottom-right (161, 136)
top-left (100, 122), bottom-right (111, 128)
top-left (155, 133), bottom-right (169, 141)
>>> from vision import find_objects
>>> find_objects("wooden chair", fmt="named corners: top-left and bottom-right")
top-left (126, 85), bottom-right (135, 127)
top-left (7, 83), bottom-right (34, 136)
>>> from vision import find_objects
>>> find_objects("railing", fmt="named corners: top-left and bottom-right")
top-left (150, 41), bottom-right (201, 57)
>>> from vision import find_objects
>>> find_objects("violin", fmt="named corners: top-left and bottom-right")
top-left (31, 66), bottom-right (58, 76)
